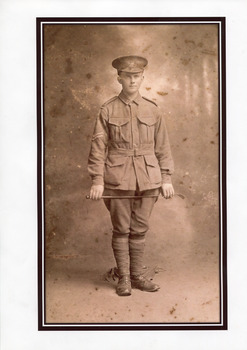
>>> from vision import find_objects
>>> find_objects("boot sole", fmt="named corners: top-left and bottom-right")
top-left (131, 283), bottom-right (160, 292)
top-left (116, 290), bottom-right (132, 296)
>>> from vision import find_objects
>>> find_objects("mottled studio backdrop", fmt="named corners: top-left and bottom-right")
top-left (44, 24), bottom-right (219, 264)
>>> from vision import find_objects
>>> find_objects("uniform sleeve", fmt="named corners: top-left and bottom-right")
top-left (154, 111), bottom-right (174, 184)
top-left (87, 107), bottom-right (109, 186)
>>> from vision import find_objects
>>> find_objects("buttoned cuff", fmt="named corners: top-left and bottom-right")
top-left (92, 175), bottom-right (104, 186)
top-left (161, 174), bottom-right (172, 184)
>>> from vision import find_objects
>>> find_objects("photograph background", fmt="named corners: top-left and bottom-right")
top-left (1, 0), bottom-right (247, 348)
top-left (44, 23), bottom-right (220, 324)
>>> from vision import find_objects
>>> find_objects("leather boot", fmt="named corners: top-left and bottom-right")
top-left (129, 237), bottom-right (160, 292)
top-left (131, 275), bottom-right (160, 292)
top-left (112, 236), bottom-right (131, 296)
top-left (116, 275), bottom-right (131, 296)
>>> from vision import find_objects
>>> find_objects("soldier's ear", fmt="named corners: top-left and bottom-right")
top-left (117, 76), bottom-right (122, 84)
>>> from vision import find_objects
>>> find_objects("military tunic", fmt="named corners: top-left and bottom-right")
top-left (88, 91), bottom-right (174, 191)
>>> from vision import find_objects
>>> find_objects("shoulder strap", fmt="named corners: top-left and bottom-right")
top-left (102, 96), bottom-right (118, 107)
top-left (142, 96), bottom-right (158, 106)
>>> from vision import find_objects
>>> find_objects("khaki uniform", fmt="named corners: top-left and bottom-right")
top-left (88, 91), bottom-right (174, 191)
top-left (88, 90), bottom-right (174, 237)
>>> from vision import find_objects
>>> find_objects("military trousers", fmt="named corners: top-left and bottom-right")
top-left (103, 188), bottom-right (160, 238)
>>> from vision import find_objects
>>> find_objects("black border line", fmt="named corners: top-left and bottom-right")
top-left (37, 18), bottom-right (43, 330)
top-left (37, 17), bottom-right (224, 22)
top-left (221, 17), bottom-right (227, 330)
top-left (37, 17), bottom-right (227, 331)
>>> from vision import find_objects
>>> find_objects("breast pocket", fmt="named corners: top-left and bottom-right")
top-left (108, 118), bottom-right (130, 142)
top-left (137, 115), bottom-right (157, 143)
top-left (104, 156), bottom-right (127, 185)
top-left (144, 155), bottom-right (162, 184)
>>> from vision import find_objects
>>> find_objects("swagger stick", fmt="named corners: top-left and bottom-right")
top-left (85, 194), bottom-right (185, 199)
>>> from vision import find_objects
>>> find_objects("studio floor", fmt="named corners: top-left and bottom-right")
top-left (45, 196), bottom-right (220, 324)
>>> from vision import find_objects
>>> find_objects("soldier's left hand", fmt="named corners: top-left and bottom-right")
top-left (161, 183), bottom-right (174, 199)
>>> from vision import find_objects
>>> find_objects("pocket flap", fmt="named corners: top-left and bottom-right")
top-left (109, 118), bottom-right (130, 126)
top-left (144, 155), bottom-right (159, 167)
top-left (105, 155), bottom-right (127, 167)
top-left (137, 115), bottom-right (157, 126)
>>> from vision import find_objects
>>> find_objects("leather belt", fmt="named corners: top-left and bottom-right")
top-left (108, 148), bottom-right (154, 157)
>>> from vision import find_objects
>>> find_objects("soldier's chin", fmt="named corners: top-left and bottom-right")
top-left (128, 86), bottom-right (137, 91)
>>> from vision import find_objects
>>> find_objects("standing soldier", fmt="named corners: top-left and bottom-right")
top-left (88, 56), bottom-right (174, 296)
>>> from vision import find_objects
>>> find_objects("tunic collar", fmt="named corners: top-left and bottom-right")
top-left (118, 90), bottom-right (142, 105)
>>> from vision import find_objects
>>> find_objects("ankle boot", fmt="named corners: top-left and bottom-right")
top-left (131, 275), bottom-right (160, 292)
top-left (112, 236), bottom-right (131, 296)
top-left (116, 275), bottom-right (131, 296)
top-left (129, 237), bottom-right (160, 292)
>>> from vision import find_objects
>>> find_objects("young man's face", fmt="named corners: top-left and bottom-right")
top-left (118, 72), bottom-right (144, 96)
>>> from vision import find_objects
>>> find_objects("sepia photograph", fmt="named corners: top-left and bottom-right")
top-left (3, 0), bottom-right (247, 346)
top-left (37, 17), bottom-right (226, 330)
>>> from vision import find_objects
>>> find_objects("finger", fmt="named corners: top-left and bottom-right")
top-left (98, 191), bottom-right (103, 200)
top-left (96, 190), bottom-right (102, 200)
top-left (95, 191), bottom-right (100, 200)
top-left (92, 191), bottom-right (97, 200)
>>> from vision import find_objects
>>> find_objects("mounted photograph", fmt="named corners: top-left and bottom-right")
top-left (37, 17), bottom-right (227, 330)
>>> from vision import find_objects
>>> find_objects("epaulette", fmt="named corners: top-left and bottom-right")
top-left (101, 96), bottom-right (118, 107)
top-left (142, 96), bottom-right (158, 106)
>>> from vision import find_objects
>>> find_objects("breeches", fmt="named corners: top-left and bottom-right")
top-left (103, 188), bottom-right (159, 237)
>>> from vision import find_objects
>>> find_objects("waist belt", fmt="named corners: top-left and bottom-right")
top-left (108, 148), bottom-right (154, 157)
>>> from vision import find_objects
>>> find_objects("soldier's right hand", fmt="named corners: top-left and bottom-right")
top-left (89, 185), bottom-right (104, 200)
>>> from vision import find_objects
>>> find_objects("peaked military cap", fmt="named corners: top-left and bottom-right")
top-left (112, 55), bottom-right (148, 73)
